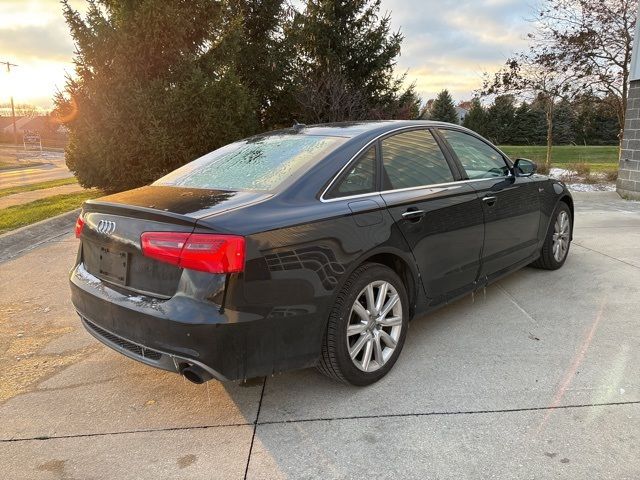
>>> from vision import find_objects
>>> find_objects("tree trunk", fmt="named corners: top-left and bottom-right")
top-left (545, 98), bottom-right (554, 168)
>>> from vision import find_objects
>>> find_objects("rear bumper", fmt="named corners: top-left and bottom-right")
top-left (70, 264), bottom-right (326, 381)
top-left (80, 315), bottom-right (228, 380)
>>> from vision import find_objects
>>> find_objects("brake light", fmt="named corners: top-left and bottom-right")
top-left (140, 232), bottom-right (245, 273)
top-left (75, 215), bottom-right (85, 238)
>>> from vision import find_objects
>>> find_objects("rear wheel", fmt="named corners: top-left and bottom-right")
top-left (531, 202), bottom-right (572, 270)
top-left (317, 263), bottom-right (409, 386)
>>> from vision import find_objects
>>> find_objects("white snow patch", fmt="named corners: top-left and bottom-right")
top-left (548, 167), bottom-right (615, 192)
top-left (565, 183), bottom-right (616, 192)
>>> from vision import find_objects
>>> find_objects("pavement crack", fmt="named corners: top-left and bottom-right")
top-left (256, 400), bottom-right (640, 426)
top-left (572, 242), bottom-right (640, 270)
top-left (496, 284), bottom-right (539, 326)
top-left (3, 398), bottom-right (637, 444)
top-left (244, 376), bottom-right (267, 480)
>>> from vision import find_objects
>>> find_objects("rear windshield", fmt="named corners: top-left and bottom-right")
top-left (153, 134), bottom-right (346, 191)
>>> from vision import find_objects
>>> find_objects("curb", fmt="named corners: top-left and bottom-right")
top-left (0, 209), bottom-right (79, 263)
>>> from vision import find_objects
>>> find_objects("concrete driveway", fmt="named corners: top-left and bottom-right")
top-left (1, 192), bottom-right (639, 479)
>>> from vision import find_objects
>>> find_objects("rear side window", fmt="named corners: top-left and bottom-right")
top-left (154, 134), bottom-right (346, 191)
top-left (326, 146), bottom-right (377, 198)
top-left (439, 129), bottom-right (509, 179)
top-left (381, 130), bottom-right (454, 189)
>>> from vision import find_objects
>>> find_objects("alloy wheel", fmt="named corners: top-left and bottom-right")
top-left (552, 210), bottom-right (570, 262)
top-left (346, 280), bottom-right (403, 373)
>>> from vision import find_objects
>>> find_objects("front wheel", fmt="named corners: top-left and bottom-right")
top-left (317, 263), bottom-right (409, 386)
top-left (531, 202), bottom-right (572, 270)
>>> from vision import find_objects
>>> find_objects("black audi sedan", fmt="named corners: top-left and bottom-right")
top-left (70, 120), bottom-right (573, 386)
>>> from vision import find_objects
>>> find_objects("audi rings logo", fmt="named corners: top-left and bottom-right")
top-left (97, 220), bottom-right (116, 235)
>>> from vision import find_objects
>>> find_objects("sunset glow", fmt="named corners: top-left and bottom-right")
top-left (0, 0), bottom-right (531, 109)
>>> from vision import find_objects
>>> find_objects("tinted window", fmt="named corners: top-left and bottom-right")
top-left (328, 147), bottom-right (377, 198)
top-left (154, 134), bottom-right (346, 191)
top-left (380, 130), bottom-right (453, 189)
top-left (439, 129), bottom-right (509, 179)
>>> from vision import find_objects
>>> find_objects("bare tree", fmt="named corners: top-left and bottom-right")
top-left (530, 0), bottom-right (636, 143)
top-left (483, 53), bottom-right (578, 167)
top-left (296, 70), bottom-right (368, 123)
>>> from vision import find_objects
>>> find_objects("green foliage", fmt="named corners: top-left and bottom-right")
top-left (56, 0), bottom-right (420, 191)
top-left (510, 102), bottom-right (545, 145)
top-left (462, 98), bottom-right (487, 136)
top-left (429, 90), bottom-right (458, 124)
top-left (289, 0), bottom-right (417, 122)
top-left (485, 95), bottom-right (516, 144)
top-left (56, 0), bottom-right (257, 192)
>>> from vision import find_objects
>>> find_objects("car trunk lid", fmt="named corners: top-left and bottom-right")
top-left (79, 186), bottom-right (270, 297)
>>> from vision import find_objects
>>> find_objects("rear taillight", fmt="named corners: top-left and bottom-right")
top-left (75, 215), bottom-right (85, 238)
top-left (140, 232), bottom-right (245, 274)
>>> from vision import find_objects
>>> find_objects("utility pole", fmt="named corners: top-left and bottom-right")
top-left (1, 61), bottom-right (19, 145)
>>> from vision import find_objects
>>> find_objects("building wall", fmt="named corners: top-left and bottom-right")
top-left (618, 80), bottom-right (640, 200)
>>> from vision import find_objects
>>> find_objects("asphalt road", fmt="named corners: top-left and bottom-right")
top-left (0, 192), bottom-right (639, 479)
top-left (0, 149), bottom-right (72, 189)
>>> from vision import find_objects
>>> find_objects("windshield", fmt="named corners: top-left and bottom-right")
top-left (154, 134), bottom-right (346, 191)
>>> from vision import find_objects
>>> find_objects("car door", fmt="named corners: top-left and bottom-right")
top-left (379, 128), bottom-right (485, 306)
top-left (437, 128), bottom-right (540, 282)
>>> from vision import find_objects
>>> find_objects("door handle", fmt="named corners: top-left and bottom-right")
top-left (482, 195), bottom-right (497, 207)
top-left (402, 208), bottom-right (425, 221)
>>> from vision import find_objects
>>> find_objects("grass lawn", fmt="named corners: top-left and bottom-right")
top-left (499, 145), bottom-right (619, 171)
top-left (0, 177), bottom-right (78, 198)
top-left (0, 191), bottom-right (102, 234)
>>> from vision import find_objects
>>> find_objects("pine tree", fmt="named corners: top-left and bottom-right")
top-left (485, 95), bottom-right (516, 145)
top-left (290, 0), bottom-right (413, 122)
top-left (462, 98), bottom-right (488, 136)
top-left (429, 90), bottom-right (458, 124)
top-left (55, 0), bottom-right (257, 192)
top-left (552, 99), bottom-right (575, 145)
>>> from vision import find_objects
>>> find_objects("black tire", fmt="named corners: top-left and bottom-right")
top-left (317, 263), bottom-right (409, 386)
top-left (531, 202), bottom-right (572, 270)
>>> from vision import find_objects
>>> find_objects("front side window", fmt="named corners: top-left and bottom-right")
top-left (154, 134), bottom-right (346, 191)
top-left (439, 129), bottom-right (509, 179)
top-left (327, 146), bottom-right (377, 198)
top-left (380, 129), bottom-right (454, 189)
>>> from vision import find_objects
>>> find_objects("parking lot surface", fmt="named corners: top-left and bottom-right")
top-left (1, 192), bottom-right (639, 479)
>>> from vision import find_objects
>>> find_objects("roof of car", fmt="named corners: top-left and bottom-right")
top-left (273, 120), bottom-right (460, 139)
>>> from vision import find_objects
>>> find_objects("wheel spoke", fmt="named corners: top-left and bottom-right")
top-left (349, 333), bottom-right (370, 359)
top-left (374, 282), bottom-right (388, 314)
top-left (365, 284), bottom-right (376, 314)
top-left (352, 301), bottom-right (369, 322)
top-left (379, 330), bottom-right (397, 348)
top-left (373, 334), bottom-right (384, 366)
top-left (378, 315), bottom-right (402, 327)
top-left (378, 294), bottom-right (399, 319)
top-left (361, 338), bottom-right (373, 370)
top-left (347, 322), bottom-right (367, 336)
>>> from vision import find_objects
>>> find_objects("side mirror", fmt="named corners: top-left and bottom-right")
top-left (514, 158), bottom-right (537, 177)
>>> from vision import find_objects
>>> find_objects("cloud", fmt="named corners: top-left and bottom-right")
top-left (0, 0), bottom-right (533, 108)
top-left (384, 0), bottom-right (534, 101)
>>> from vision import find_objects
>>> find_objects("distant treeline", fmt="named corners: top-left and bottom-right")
top-left (463, 94), bottom-right (620, 146)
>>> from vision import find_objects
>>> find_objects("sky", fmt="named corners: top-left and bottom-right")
top-left (0, 0), bottom-right (534, 111)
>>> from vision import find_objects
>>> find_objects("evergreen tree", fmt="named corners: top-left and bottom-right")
top-left (55, 0), bottom-right (256, 192)
top-left (233, 0), bottom-right (297, 129)
top-left (462, 98), bottom-right (487, 136)
top-left (429, 90), bottom-right (458, 124)
top-left (485, 95), bottom-right (516, 145)
top-left (552, 99), bottom-right (575, 145)
top-left (290, 0), bottom-right (414, 122)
